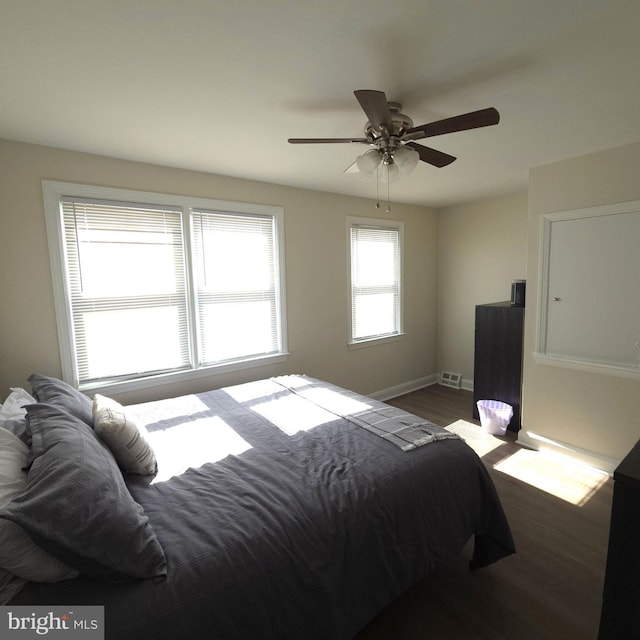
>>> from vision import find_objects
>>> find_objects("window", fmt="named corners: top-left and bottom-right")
top-left (348, 218), bottom-right (403, 344)
top-left (43, 182), bottom-right (287, 391)
top-left (191, 209), bottom-right (281, 365)
top-left (60, 198), bottom-right (190, 383)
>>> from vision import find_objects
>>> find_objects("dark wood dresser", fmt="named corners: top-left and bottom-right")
top-left (599, 440), bottom-right (640, 639)
top-left (472, 301), bottom-right (524, 431)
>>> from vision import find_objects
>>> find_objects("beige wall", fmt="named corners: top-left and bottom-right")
top-left (437, 192), bottom-right (528, 387)
top-left (5, 137), bottom-right (637, 469)
top-left (0, 139), bottom-right (438, 404)
top-left (522, 142), bottom-right (640, 470)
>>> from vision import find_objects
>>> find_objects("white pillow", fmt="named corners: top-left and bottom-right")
top-left (92, 394), bottom-right (157, 476)
top-left (0, 388), bottom-right (36, 418)
top-left (0, 388), bottom-right (36, 444)
top-left (0, 427), bottom-right (79, 583)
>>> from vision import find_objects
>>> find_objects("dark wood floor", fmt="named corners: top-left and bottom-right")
top-left (356, 384), bottom-right (613, 640)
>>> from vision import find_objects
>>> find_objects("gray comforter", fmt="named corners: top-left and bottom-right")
top-left (15, 376), bottom-right (515, 639)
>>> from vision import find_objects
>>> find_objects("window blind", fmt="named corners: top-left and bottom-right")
top-left (61, 197), bottom-right (190, 383)
top-left (191, 209), bottom-right (281, 365)
top-left (350, 224), bottom-right (401, 341)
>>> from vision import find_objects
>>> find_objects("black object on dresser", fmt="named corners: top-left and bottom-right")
top-left (472, 301), bottom-right (524, 432)
top-left (599, 440), bottom-right (640, 639)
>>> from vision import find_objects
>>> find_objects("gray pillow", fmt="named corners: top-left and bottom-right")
top-left (28, 374), bottom-right (93, 427)
top-left (0, 568), bottom-right (27, 606)
top-left (0, 404), bottom-right (167, 582)
top-left (0, 426), bottom-right (79, 584)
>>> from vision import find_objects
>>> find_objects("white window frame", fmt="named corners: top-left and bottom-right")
top-left (347, 216), bottom-right (404, 347)
top-left (42, 181), bottom-right (288, 394)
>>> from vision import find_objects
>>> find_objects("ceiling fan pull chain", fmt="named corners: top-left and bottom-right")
top-left (386, 179), bottom-right (391, 213)
top-left (375, 166), bottom-right (380, 209)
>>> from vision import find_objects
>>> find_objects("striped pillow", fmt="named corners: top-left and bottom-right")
top-left (92, 394), bottom-right (157, 476)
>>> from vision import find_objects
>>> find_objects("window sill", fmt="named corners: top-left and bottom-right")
top-left (533, 352), bottom-right (640, 380)
top-left (79, 353), bottom-right (290, 397)
top-left (348, 333), bottom-right (404, 351)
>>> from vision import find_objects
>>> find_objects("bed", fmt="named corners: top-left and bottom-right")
top-left (1, 374), bottom-right (514, 639)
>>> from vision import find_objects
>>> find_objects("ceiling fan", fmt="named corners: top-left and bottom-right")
top-left (288, 90), bottom-right (500, 183)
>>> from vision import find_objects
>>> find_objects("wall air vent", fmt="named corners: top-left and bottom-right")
top-left (439, 371), bottom-right (462, 389)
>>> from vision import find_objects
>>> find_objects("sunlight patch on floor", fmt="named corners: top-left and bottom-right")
top-left (445, 419), bottom-right (506, 458)
top-left (493, 448), bottom-right (609, 506)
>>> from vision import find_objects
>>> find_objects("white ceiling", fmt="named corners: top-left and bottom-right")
top-left (1, 0), bottom-right (639, 208)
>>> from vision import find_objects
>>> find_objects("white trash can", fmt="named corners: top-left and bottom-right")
top-left (476, 400), bottom-right (513, 436)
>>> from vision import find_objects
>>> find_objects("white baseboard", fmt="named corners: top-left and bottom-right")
top-left (370, 374), bottom-right (438, 402)
top-left (371, 374), bottom-right (474, 401)
top-left (516, 430), bottom-right (620, 476)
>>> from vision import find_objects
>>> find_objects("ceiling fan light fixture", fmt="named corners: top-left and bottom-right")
top-left (393, 145), bottom-right (420, 174)
top-left (356, 149), bottom-right (382, 176)
top-left (380, 160), bottom-right (400, 184)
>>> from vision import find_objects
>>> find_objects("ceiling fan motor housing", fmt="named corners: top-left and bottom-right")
top-left (364, 102), bottom-right (414, 142)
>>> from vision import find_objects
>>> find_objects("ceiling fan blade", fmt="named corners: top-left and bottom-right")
top-left (343, 160), bottom-right (360, 174)
top-left (354, 90), bottom-right (393, 136)
top-left (405, 142), bottom-right (456, 168)
top-left (288, 137), bottom-right (368, 144)
top-left (404, 107), bottom-right (500, 141)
